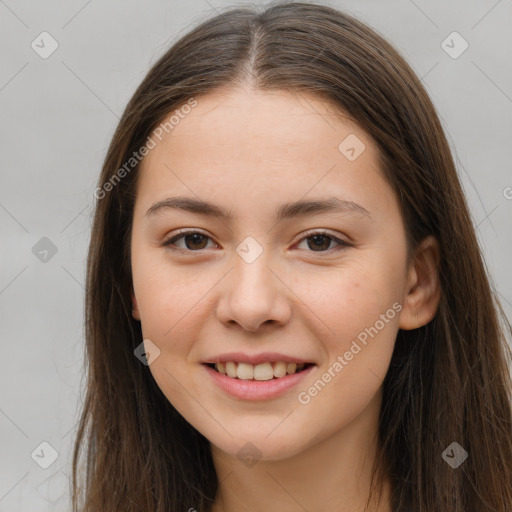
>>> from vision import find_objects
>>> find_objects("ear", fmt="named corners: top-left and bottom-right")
top-left (399, 235), bottom-right (441, 330)
top-left (131, 289), bottom-right (141, 321)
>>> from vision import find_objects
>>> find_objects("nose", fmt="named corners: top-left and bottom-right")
top-left (216, 249), bottom-right (292, 332)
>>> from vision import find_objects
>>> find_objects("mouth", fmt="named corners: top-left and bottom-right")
top-left (203, 361), bottom-right (316, 380)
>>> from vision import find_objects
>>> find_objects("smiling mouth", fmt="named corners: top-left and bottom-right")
top-left (204, 361), bottom-right (315, 380)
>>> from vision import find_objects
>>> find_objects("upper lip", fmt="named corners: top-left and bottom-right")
top-left (202, 352), bottom-right (315, 365)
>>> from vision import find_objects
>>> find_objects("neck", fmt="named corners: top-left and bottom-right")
top-left (210, 389), bottom-right (392, 512)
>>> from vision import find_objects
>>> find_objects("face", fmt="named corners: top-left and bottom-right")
top-left (129, 86), bottom-right (421, 461)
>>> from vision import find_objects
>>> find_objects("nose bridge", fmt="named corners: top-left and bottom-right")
top-left (232, 235), bottom-right (276, 302)
top-left (217, 234), bottom-right (291, 330)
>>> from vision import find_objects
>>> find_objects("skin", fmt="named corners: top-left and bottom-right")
top-left (130, 86), bottom-right (441, 512)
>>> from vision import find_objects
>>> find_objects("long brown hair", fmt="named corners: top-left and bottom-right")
top-left (72, 2), bottom-right (512, 511)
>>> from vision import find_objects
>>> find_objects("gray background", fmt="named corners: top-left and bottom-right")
top-left (0, 0), bottom-right (511, 510)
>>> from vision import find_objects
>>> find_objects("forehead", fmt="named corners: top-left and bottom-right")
top-left (147, 87), bottom-right (370, 160)
top-left (135, 87), bottom-right (394, 221)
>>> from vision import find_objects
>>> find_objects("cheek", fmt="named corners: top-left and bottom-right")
top-left (289, 260), bottom-right (401, 400)
top-left (132, 239), bottom-right (190, 319)
top-left (135, 271), bottom-right (208, 349)
top-left (289, 258), bottom-right (401, 345)
top-left (131, 254), bottom-right (230, 385)
top-left (291, 278), bottom-right (399, 449)
top-left (132, 261), bottom-right (214, 414)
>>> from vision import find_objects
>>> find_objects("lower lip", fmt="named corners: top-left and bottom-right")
top-left (202, 364), bottom-right (316, 401)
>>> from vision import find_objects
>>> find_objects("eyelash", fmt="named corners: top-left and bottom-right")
top-left (161, 229), bottom-right (351, 254)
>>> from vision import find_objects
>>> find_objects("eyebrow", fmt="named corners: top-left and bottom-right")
top-left (145, 195), bottom-right (373, 222)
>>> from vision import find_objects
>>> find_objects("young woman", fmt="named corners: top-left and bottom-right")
top-left (72, 2), bottom-right (512, 511)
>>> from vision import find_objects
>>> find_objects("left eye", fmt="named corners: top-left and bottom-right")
top-left (162, 230), bottom-right (349, 253)
top-left (296, 231), bottom-right (349, 252)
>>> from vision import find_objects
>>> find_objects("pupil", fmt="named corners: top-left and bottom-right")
top-left (186, 233), bottom-right (207, 250)
top-left (308, 235), bottom-right (330, 251)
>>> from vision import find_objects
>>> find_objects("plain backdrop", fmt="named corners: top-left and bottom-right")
top-left (0, 0), bottom-right (511, 510)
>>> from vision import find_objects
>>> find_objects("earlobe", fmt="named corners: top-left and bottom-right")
top-left (398, 235), bottom-right (442, 330)
top-left (131, 290), bottom-right (141, 321)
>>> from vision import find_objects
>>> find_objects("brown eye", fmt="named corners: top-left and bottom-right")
top-left (162, 231), bottom-right (216, 251)
top-left (296, 230), bottom-right (350, 253)
top-left (306, 234), bottom-right (334, 251)
top-left (182, 233), bottom-right (209, 250)
top-left (162, 229), bottom-right (350, 254)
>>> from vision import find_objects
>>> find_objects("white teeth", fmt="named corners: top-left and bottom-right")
top-left (254, 362), bottom-right (274, 381)
top-left (225, 361), bottom-right (237, 378)
top-left (273, 361), bottom-right (287, 378)
top-left (213, 361), bottom-right (309, 380)
top-left (286, 362), bottom-right (297, 374)
top-left (237, 363), bottom-right (254, 380)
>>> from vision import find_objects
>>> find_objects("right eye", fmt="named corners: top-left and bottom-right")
top-left (161, 230), bottom-right (218, 252)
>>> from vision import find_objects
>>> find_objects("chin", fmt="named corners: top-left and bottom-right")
top-left (208, 428), bottom-right (308, 463)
